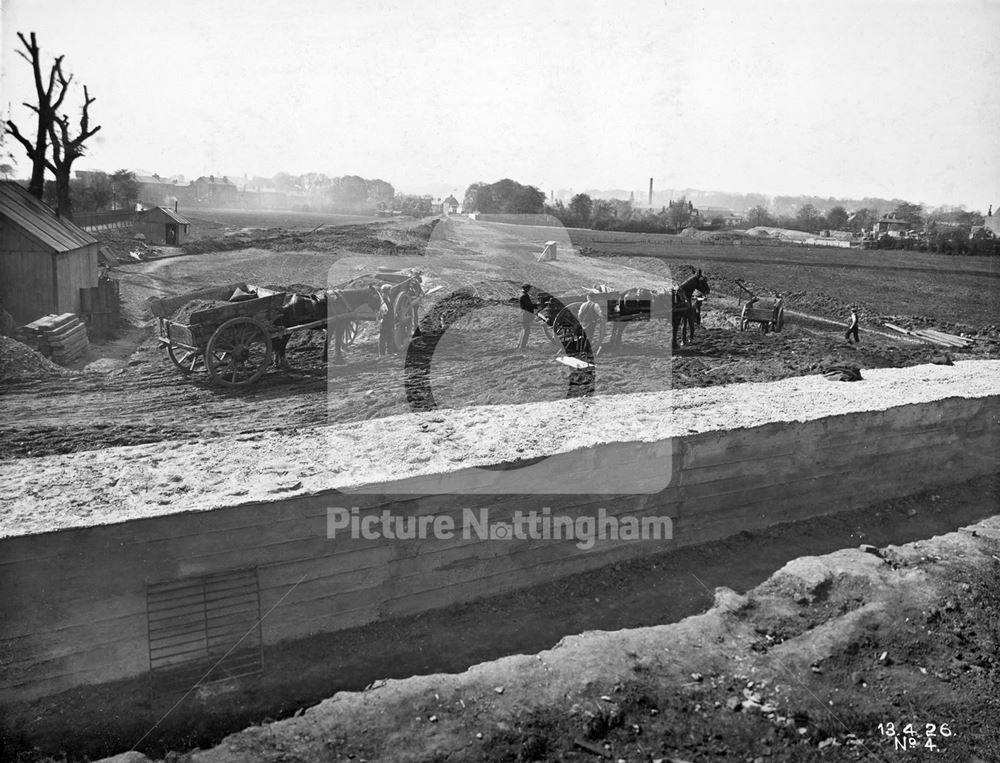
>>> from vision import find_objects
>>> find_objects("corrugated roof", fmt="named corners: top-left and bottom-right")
top-left (0, 182), bottom-right (98, 253)
top-left (141, 206), bottom-right (191, 225)
top-left (160, 207), bottom-right (190, 224)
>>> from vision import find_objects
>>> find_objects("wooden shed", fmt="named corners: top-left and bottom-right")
top-left (135, 206), bottom-right (190, 245)
top-left (0, 181), bottom-right (99, 326)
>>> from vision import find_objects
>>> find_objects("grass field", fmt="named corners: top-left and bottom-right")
top-left (563, 226), bottom-right (1000, 328)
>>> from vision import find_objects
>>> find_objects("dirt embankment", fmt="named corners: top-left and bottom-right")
top-left (107, 510), bottom-right (1000, 763)
top-left (179, 219), bottom-right (438, 257)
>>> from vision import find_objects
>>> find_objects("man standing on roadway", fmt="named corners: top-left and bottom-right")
top-left (576, 292), bottom-right (603, 356)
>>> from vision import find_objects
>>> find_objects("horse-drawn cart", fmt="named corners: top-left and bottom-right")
top-left (536, 289), bottom-right (614, 353)
top-left (150, 283), bottom-right (290, 386)
top-left (534, 270), bottom-right (710, 355)
top-left (150, 270), bottom-right (423, 387)
top-left (336, 267), bottom-right (425, 352)
top-left (736, 280), bottom-right (785, 334)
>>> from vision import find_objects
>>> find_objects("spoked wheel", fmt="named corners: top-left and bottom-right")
top-left (775, 307), bottom-right (785, 332)
top-left (342, 320), bottom-right (361, 346)
top-left (392, 292), bottom-right (415, 351)
top-left (205, 317), bottom-right (273, 387)
top-left (167, 345), bottom-right (204, 374)
top-left (739, 308), bottom-right (750, 332)
top-left (550, 302), bottom-right (606, 354)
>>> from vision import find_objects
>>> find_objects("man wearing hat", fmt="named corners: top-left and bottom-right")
top-left (518, 284), bottom-right (537, 352)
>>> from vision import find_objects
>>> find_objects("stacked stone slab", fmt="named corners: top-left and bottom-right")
top-left (21, 313), bottom-right (89, 365)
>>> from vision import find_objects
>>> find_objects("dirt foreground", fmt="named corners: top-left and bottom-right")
top-left (102, 512), bottom-right (1000, 763)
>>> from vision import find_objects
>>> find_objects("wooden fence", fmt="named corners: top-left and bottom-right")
top-left (80, 279), bottom-right (120, 339)
top-left (75, 210), bottom-right (138, 231)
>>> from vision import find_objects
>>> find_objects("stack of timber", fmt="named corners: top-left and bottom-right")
top-left (884, 322), bottom-right (973, 348)
top-left (21, 313), bottom-right (90, 364)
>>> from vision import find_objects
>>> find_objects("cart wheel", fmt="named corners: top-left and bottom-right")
top-left (739, 310), bottom-right (749, 332)
top-left (167, 345), bottom-right (204, 374)
top-left (553, 302), bottom-right (606, 353)
top-left (775, 307), bottom-right (785, 332)
top-left (343, 320), bottom-right (361, 346)
top-left (205, 317), bottom-right (273, 387)
top-left (392, 292), bottom-right (415, 351)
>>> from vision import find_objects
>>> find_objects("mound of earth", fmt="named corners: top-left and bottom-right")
top-left (0, 336), bottom-right (70, 381)
top-left (109, 514), bottom-right (1000, 763)
top-left (170, 299), bottom-right (236, 323)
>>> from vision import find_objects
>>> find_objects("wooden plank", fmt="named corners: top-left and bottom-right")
top-left (45, 323), bottom-right (88, 344)
top-left (911, 330), bottom-right (963, 347)
top-left (921, 328), bottom-right (971, 346)
top-left (187, 292), bottom-right (286, 327)
top-left (148, 283), bottom-right (249, 319)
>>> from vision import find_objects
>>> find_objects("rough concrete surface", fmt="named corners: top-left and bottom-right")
top-left (2, 360), bottom-right (998, 537)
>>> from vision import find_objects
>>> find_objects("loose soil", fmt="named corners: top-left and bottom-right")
top-left (2, 217), bottom-right (997, 459)
top-left (175, 503), bottom-right (1000, 763)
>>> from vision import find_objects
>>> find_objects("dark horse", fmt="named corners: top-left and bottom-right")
top-left (608, 269), bottom-right (709, 350)
top-left (273, 286), bottom-right (381, 367)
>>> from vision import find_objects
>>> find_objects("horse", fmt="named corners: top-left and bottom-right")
top-left (607, 269), bottom-right (710, 350)
top-left (670, 269), bottom-right (709, 348)
top-left (273, 285), bottom-right (381, 368)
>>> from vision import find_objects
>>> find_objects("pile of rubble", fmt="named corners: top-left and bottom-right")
top-left (0, 336), bottom-right (70, 381)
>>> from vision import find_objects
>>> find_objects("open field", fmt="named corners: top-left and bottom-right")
top-left (562, 225), bottom-right (1000, 330)
top-left (2, 215), bottom-right (998, 762)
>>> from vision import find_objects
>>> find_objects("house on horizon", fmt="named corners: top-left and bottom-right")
top-left (697, 206), bottom-right (743, 226)
top-left (0, 181), bottom-right (99, 325)
top-left (983, 205), bottom-right (1000, 237)
top-left (442, 195), bottom-right (460, 215)
top-left (873, 213), bottom-right (911, 237)
top-left (192, 175), bottom-right (238, 206)
top-left (134, 174), bottom-right (193, 208)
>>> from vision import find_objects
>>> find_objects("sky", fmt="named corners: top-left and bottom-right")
top-left (1, 0), bottom-right (998, 209)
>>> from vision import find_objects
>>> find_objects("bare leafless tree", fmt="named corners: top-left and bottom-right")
top-left (3, 32), bottom-right (71, 199)
top-left (46, 85), bottom-right (101, 218)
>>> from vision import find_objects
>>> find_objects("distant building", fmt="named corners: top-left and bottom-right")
top-left (0, 181), bottom-right (99, 325)
top-left (697, 206), bottom-right (743, 226)
top-left (873, 213), bottom-right (911, 237)
top-left (135, 206), bottom-right (191, 246)
top-left (984, 205), bottom-right (1000, 237)
top-left (192, 175), bottom-right (238, 206)
top-left (134, 174), bottom-right (194, 208)
top-left (442, 195), bottom-right (460, 215)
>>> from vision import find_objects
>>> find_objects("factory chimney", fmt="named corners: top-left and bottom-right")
top-left (648, 178), bottom-right (653, 207)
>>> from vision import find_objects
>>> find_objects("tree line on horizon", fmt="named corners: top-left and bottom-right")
top-left (461, 179), bottom-right (995, 255)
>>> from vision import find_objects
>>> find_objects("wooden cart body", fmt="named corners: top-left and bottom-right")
top-left (535, 288), bottom-right (676, 352)
top-left (151, 272), bottom-right (424, 387)
top-left (151, 284), bottom-right (288, 350)
top-left (734, 279), bottom-right (785, 334)
top-left (739, 299), bottom-right (785, 333)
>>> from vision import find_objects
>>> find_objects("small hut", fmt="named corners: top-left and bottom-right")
top-left (0, 181), bottom-right (99, 325)
top-left (135, 206), bottom-right (190, 245)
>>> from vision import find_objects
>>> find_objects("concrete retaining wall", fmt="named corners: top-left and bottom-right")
top-left (1, 391), bottom-right (997, 705)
